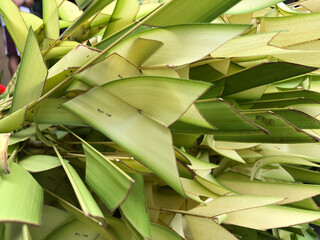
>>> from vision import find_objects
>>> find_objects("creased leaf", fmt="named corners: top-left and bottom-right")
top-left (218, 172), bottom-right (320, 205)
top-left (82, 142), bottom-right (134, 211)
top-left (109, 24), bottom-right (249, 67)
top-left (53, 145), bottom-right (104, 218)
top-left (224, 205), bottom-right (320, 230)
top-left (62, 86), bottom-right (185, 196)
top-left (120, 174), bottom-right (151, 239)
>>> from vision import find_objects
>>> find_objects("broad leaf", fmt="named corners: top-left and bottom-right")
top-left (11, 28), bottom-right (47, 113)
top-left (101, 76), bottom-right (211, 126)
top-left (186, 216), bottom-right (238, 240)
top-left (19, 155), bottom-right (62, 173)
top-left (74, 53), bottom-right (141, 88)
top-left (261, 12), bottom-right (320, 47)
top-left (0, 162), bottom-right (43, 225)
top-left (82, 142), bottom-right (134, 211)
top-left (109, 24), bottom-right (249, 67)
top-left (29, 206), bottom-right (72, 240)
top-left (45, 219), bottom-right (102, 240)
top-left (62, 86), bottom-right (185, 196)
top-left (26, 99), bottom-right (86, 126)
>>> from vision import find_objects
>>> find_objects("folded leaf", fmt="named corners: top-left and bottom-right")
top-left (120, 174), bottom-right (151, 239)
top-left (82, 142), bottom-right (134, 211)
top-left (261, 12), bottom-right (320, 47)
top-left (74, 53), bottom-right (141, 88)
top-left (218, 172), bottom-right (320, 205)
top-left (109, 24), bottom-right (249, 67)
top-left (224, 205), bottom-right (320, 230)
top-left (53, 146), bottom-right (104, 218)
top-left (173, 195), bottom-right (283, 217)
top-left (102, 76), bottom-right (211, 127)
top-left (62, 86), bottom-right (185, 196)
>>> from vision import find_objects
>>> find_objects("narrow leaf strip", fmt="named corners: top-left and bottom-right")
top-left (52, 145), bottom-right (104, 218)
top-left (172, 195), bottom-right (283, 218)
top-left (120, 174), bottom-right (151, 239)
top-left (43, 0), bottom-right (60, 39)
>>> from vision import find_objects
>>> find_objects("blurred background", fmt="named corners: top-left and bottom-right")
top-left (0, 28), bottom-right (11, 86)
